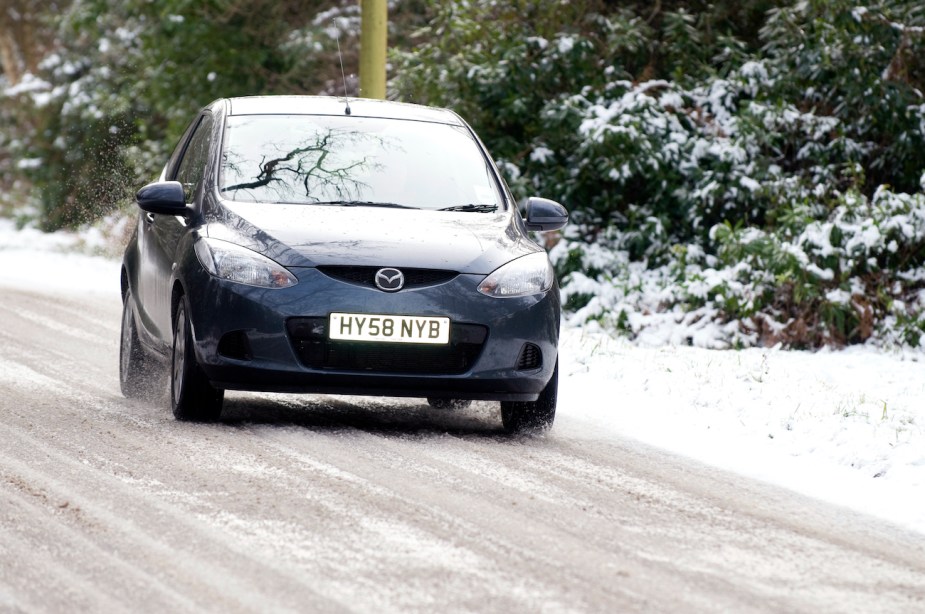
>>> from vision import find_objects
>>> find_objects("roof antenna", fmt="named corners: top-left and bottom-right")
top-left (334, 20), bottom-right (352, 115)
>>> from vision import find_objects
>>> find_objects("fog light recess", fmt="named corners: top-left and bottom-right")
top-left (218, 330), bottom-right (253, 361)
top-left (516, 343), bottom-right (542, 371)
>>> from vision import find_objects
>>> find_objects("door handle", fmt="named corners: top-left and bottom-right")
top-left (144, 212), bottom-right (155, 225)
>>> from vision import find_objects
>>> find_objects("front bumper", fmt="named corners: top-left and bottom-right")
top-left (182, 265), bottom-right (560, 402)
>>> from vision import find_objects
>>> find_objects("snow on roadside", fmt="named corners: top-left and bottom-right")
top-left (558, 330), bottom-right (925, 534)
top-left (0, 218), bottom-right (121, 297)
top-left (1, 218), bottom-right (923, 535)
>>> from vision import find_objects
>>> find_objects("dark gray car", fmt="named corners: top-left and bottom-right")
top-left (119, 96), bottom-right (568, 432)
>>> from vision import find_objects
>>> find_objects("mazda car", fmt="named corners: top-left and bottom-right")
top-left (119, 96), bottom-right (568, 432)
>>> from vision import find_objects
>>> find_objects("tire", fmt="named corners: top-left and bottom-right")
top-left (120, 289), bottom-right (158, 399)
top-left (500, 359), bottom-right (558, 433)
top-left (171, 298), bottom-right (223, 421)
top-left (427, 398), bottom-right (472, 410)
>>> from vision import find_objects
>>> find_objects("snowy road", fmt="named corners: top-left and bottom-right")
top-left (1, 286), bottom-right (925, 613)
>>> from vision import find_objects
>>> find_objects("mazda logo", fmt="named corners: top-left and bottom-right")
top-left (375, 268), bottom-right (405, 292)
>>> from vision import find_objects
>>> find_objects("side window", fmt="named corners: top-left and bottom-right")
top-left (174, 114), bottom-right (214, 203)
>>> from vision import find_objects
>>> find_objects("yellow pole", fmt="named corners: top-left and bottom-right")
top-left (359, 0), bottom-right (387, 99)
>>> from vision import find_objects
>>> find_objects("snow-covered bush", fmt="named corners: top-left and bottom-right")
top-left (395, 0), bottom-right (925, 350)
top-left (553, 181), bottom-right (925, 350)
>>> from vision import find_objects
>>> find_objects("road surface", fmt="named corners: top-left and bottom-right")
top-left (1, 287), bottom-right (923, 612)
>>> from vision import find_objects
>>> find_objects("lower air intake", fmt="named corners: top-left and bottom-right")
top-left (287, 318), bottom-right (487, 375)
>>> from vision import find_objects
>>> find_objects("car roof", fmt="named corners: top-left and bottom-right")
top-left (224, 96), bottom-right (464, 126)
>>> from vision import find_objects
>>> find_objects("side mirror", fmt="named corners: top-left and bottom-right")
top-left (524, 197), bottom-right (568, 232)
top-left (136, 181), bottom-right (190, 217)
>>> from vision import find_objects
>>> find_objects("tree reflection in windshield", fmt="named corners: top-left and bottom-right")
top-left (219, 114), bottom-right (505, 211)
top-left (222, 127), bottom-right (381, 204)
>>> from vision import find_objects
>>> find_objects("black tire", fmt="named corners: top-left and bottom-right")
top-left (120, 289), bottom-right (158, 399)
top-left (500, 359), bottom-right (558, 433)
top-left (427, 398), bottom-right (472, 410)
top-left (171, 298), bottom-right (223, 422)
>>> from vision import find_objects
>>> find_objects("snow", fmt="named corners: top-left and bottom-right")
top-left (1, 219), bottom-right (923, 535)
top-left (529, 146), bottom-right (554, 164)
top-left (0, 219), bottom-right (119, 296)
top-left (556, 36), bottom-right (575, 55)
top-left (560, 332), bottom-right (925, 534)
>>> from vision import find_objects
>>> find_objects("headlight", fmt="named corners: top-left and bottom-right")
top-left (478, 252), bottom-right (554, 298)
top-left (194, 238), bottom-right (297, 289)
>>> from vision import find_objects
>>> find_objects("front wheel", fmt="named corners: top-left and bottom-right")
top-left (500, 359), bottom-right (558, 433)
top-left (171, 298), bottom-right (223, 422)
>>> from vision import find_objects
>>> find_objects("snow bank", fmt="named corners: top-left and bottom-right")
top-left (559, 329), bottom-right (925, 534)
top-left (0, 219), bottom-right (120, 297)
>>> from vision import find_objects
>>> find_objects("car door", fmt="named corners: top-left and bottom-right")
top-left (137, 113), bottom-right (214, 346)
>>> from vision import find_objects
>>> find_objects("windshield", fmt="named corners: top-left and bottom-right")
top-left (219, 114), bottom-right (504, 211)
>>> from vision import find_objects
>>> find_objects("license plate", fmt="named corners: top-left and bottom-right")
top-left (329, 313), bottom-right (450, 345)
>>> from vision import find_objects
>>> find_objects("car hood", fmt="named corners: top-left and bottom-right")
top-left (207, 201), bottom-right (539, 274)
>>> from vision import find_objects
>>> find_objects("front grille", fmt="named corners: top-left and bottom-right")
top-left (316, 266), bottom-right (457, 290)
top-left (287, 317), bottom-right (487, 375)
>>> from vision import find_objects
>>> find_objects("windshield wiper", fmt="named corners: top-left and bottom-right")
top-left (438, 204), bottom-right (499, 213)
top-left (312, 200), bottom-right (419, 209)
